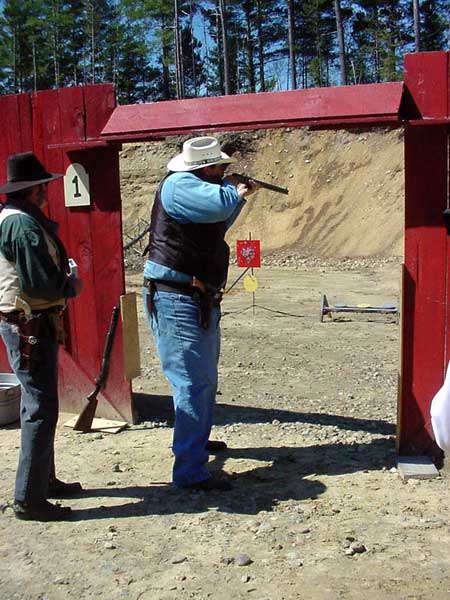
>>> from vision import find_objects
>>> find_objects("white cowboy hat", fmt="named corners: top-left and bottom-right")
top-left (167, 136), bottom-right (236, 172)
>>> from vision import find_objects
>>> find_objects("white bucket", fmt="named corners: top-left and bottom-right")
top-left (0, 373), bottom-right (21, 426)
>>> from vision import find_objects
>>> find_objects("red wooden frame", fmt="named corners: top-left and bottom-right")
top-left (0, 85), bottom-right (134, 423)
top-left (1, 51), bottom-right (449, 454)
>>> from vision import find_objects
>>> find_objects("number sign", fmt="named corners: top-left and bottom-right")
top-left (64, 163), bottom-right (91, 207)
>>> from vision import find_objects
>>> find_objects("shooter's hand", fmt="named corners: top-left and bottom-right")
top-left (231, 179), bottom-right (260, 198)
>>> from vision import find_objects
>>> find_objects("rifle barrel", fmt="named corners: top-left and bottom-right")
top-left (231, 173), bottom-right (289, 195)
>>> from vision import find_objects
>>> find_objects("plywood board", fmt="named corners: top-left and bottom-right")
top-left (120, 293), bottom-right (141, 380)
top-left (64, 416), bottom-right (127, 434)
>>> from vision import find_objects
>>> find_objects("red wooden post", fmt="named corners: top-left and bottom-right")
top-left (399, 52), bottom-right (450, 454)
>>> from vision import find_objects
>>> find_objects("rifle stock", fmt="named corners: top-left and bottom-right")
top-left (231, 173), bottom-right (289, 195)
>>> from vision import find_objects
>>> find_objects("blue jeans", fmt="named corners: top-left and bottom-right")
top-left (0, 320), bottom-right (59, 504)
top-left (143, 288), bottom-right (221, 486)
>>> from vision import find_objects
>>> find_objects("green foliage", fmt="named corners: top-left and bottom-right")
top-left (0, 0), bottom-right (449, 98)
top-left (421, 0), bottom-right (448, 51)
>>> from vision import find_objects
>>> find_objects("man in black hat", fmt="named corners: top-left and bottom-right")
top-left (0, 152), bottom-right (83, 521)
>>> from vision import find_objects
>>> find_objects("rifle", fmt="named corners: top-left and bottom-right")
top-left (231, 173), bottom-right (289, 195)
top-left (73, 305), bottom-right (120, 432)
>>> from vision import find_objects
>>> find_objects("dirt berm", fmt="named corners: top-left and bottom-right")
top-left (119, 127), bottom-right (404, 259)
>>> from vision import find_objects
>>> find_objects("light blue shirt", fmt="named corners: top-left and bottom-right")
top-left (144, 171), bottom-right (245, 282)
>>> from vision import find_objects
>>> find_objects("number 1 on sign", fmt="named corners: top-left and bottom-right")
top-left (72, 175), bottom-right (82, 198)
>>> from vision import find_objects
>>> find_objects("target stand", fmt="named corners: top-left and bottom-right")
top-left (320, 294), bottom-right (399, 323)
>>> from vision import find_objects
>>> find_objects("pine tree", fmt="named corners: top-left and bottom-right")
top-left (1, 0), bottom-right (450, 97)
top-left (0, 13), bottom-right (13, 93)
top-left (3, 0), bottom-right (37, 92)
top-left (421, 0), bottom-right (448, 51)
top-left (378, 0), bottom-right (411, 81)
top-left (59, 0), bottom-right (86, 87)
top-left (296, 0), bottom-right (336, 88)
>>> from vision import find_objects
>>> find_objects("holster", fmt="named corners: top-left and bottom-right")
top-left (194, 288), bottom-right (223, 330)
top-left (196, 292), bottom-right (214, 330)
top-left (143, 278), bottom-right (155, 315)
top-left (0, 309), bottom-right (65, 372)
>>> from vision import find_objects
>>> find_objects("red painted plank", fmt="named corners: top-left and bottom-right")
top-left (17, 94), bottom-right (34, 150)
top-left (84, 84), bottom-right (116, 139)
top-left (400, 125), bottom-right (448, 454)
top-left (0, 94), bottom-right (34, 179)
top-left (101, 82), bottom-right (404, 140)
top-left (404, 51), bottom-right (449, 119)
top-left (31, 89), bottom-right (80, 362)
top-left (60, 89), bottom-right (100, 373)
top-left (0, 93), bottom-right (33, 374)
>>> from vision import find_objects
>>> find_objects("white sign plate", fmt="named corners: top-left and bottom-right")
top-left (64, 163), bottom-right (90, 207)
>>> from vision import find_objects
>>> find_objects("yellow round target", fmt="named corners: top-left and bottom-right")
top-left (243, 274), bottom-right (258, 292)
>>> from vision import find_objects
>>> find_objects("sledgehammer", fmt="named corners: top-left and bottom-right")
top-left (73, 305), bottom-right (120, 432)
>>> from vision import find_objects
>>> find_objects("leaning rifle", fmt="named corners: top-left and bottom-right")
top-left (231, 173), bottom-right (289, 195)
top-left (73, 305), bottom-right (120, 432)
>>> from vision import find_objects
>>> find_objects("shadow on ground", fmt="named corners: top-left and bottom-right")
top-left (133, 393), bottom-right (395, 436)
top-left (62, 436), bottom-right (395, 522)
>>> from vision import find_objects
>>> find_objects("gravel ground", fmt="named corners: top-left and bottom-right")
top-left (1, 259), bottom-right (450, 600)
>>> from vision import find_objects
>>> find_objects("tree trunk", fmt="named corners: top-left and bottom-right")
top-left (202, 17), bottom-right (210, 95)
top-left (244, 0), bottom-right (255, 92)
top-left (12, 26), bottom-right (17, 93)
top-left (255, 0), bottom-right (265, 92)
top-left (334, 0), bottom-right (347, 85)
top-left (88, 1), bottom-right (95, 83)
top-left (314, 13), bottom-right (322, 87)
top-left (373, 4), bottom-right (380, 83)
top-left (287, 0), bottom-right (297, 90)
top-left (32, 39), bottom-right (37, 92)
top-left (215, 10), bottom-right (224, 95)
top-left (174, 0), bottom-right (184, 99)
top-left (413, 0), bottom-right (420, 51)
top-left (189, 0), bottom-right (197, 96)
top-left (53, 29), bottom-right (60, 88)
top-left (52, 0), bottom-right (60, 89)
top-left (162, 15), bottom-right (171, 100)
top-left (218, 0), bottom-right (231, 95)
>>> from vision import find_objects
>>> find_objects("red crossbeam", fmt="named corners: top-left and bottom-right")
top-left (101, 82), bottom-right (404, 141)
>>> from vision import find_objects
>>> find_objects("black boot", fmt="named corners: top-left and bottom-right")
top-left (205, 440), bottom-right (228, 453)
top-left (13, 500), bottom-right (72, 522)
top-left (48, 478), bottom-right (83, 498)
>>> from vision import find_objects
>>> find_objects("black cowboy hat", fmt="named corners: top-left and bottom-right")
top-left (0, 152), bottom-right (63, 194)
